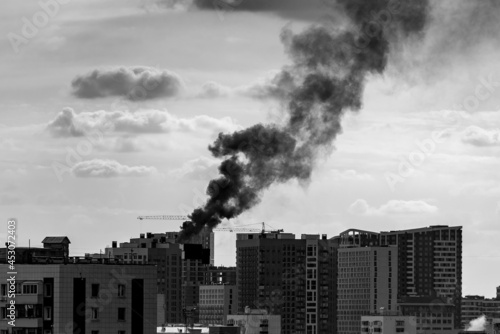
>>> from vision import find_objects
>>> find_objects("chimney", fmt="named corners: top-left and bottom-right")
top-left (112, 241), bottom-right (117, 248)
top-left (140, 233), bottom-right (145, 239)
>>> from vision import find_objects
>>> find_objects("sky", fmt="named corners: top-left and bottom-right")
top-left (1, 0), bottom-right (499, 298)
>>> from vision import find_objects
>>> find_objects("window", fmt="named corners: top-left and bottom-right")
top-left (118, 284), bottom-right (125, 297)
top-left (396, 328), bottom-right (405, 332)
top-left (91, 308), bottom-right (99, 320)
top-left (91, 331), bottom-right (99, 334)
top-left (91, 284), bottom-right (99, 298)
top-left (118, 308), bottom-right (126, 321)
top-left (44, 284), bottom-right (52, 297)
top-left (22, 284), bottom-right (38, 294)
top-left (1, 307), bottom-right (6, 319)
top-left (1, 285), bottom-right (6, 296)
top-left (44, 307), bottom-right (52, 320)
top-left (118, 331), bottom-right (126, 334)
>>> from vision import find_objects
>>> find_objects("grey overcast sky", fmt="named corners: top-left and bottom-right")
top-left (1, 0), bottom-right (499, 297)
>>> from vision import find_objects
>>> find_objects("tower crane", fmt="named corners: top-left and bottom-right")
top-left (136, 216), bottom-right (283, 234)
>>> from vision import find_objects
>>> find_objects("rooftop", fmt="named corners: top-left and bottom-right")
top-left (42, 236), bottom-right (71, 244)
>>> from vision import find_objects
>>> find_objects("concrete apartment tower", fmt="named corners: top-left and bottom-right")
top-left (236, 232), bottom-right (337, 334)
top-left (335, 229), bottom-right (399, 334)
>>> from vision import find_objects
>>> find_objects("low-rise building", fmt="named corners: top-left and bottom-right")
top-left (462, 295), bottom-right (500, 329)
top-left (0, 260), bottom-right (157, 334)
top-left (226, 309), bottom-right (280, 334)
top-left (360, 314), bottom-right (417, 334)
top-left (399, 296), bottom-right (456, 334)
top-left (0, 236), bottom-right (157, 334)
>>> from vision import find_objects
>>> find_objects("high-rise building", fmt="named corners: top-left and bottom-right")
top-left (105, 232), bottom-right (211, 324)
top-left (204, 266), bottom-right (237, 285)
top-left (380, 225), bottom-right (463, 328)
top-left (336, 238), bottom-right (398, 334)
top-left (236, 232), bottom-right (337, 334)
top-left (199, 284), bottom-right (238, 325)
top-left (333, 226), bottom-right (463, 332)
top-left (0, 237), bottom-right (157, 334)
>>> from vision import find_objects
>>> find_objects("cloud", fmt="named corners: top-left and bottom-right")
top-left (46, 108), bottom-right (86, 137)
top-left (71, 66), bottom-right (183, 100)
top-left (192, 0), bottom-right (329, 20)
top-left (71, 159), bottom-right (157, 178)
top-left (69, 213), bottom-right (95, 225)
top-left (450, 180), bottom-right (500, 197)
top-left (169, 156), bottom-right (219, 180)
top-left (330, 169), bottom-right (373, 181)
top-left (46, 108), bottom-right (241, 137)
top-left (197, 81), bottom-right (231, 99)
top-left (197, 70), bottom-right (295, 99)
top-left (349, 199), bottom-right (439, 216)
top-left (461, 126), bottom-right (500, 146)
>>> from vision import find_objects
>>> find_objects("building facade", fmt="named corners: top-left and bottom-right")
top-left (361, 315), bottom-right (417, 334)
top-left (399, 296), bottom-right (456, 334)
top-left (380, 226), bottom-right (463, 328)
top-left (199, 284), bottom-right (238, 325)
top-left (105, 232), bottom-right (211, 324)
top-left (204, 267), bottom-right (237, 286)
top-left (462, 295), bottom-right (500, 328)
top-left (0, 262), bottom-right (157, 334)
top-left (337, 245), bottom-right (398, 334)
top-left (227, 309), bottom-right (281, 334)
top-left (236, 232), bottom-right (337, 334)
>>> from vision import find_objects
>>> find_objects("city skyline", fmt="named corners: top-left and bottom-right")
top-left (1, 0), bottom-right (499, 302)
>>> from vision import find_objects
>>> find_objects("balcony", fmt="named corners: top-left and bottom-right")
top-left (16, 294), bottom-right (43, 304)
top-left (14, 318), bottom-right (43, 328)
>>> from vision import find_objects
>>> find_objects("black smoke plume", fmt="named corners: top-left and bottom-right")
top-left (179, 0), bottom-right (429, 241)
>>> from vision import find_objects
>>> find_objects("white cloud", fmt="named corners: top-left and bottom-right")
top-left (196, 70), bottom-right (294, 99)
top-left (450, 180), bottom-right (500, 197)
top-left (71, 159), bottom-right (157, 178)
top-left (462, 126), bottom-right (500, 146)
top-left (71, 66), bottom-right (184, 100)
top-left (349, 199), bottom-right (438, 216)
top-left (169, 156), bottom-right (219, 180)
top-left (46, 108), bottom-right (241, 137)
top-left (330, 169), bottom-right (373, 181)
top-left (197, 81), bottom-right (231, 99)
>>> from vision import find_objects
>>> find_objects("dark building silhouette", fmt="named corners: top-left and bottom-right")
top-left (106, 231), bottom-right (212, 324)
top-left (236, 232), bottom-right (337, 334)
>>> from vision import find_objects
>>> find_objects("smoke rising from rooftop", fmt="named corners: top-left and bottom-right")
top-left (179, 0), bottom-right (430, 241)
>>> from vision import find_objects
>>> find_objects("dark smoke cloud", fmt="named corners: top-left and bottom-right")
top-left (179, 0), bottom-right (430, 241)
top-left (71, 67), bottom-right (183, 100)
